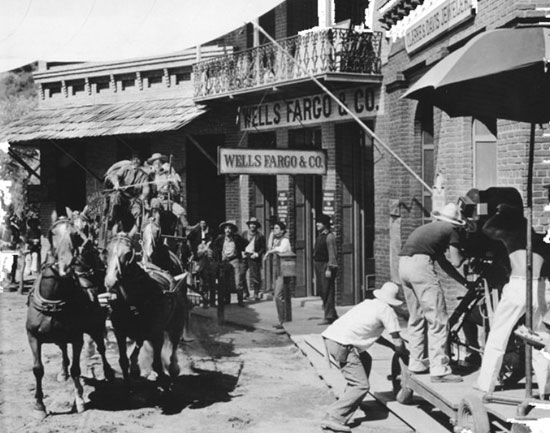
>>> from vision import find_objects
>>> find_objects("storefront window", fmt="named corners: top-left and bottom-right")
top-left (473, 119), bottom-right (497, 189)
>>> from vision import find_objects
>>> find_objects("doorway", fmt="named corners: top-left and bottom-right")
top-left (336, 121), bottom-right (374, 305)
top-left (248, 132), bottom-right (277, 232)
top-left (55, 145), bottom-right (86, 215)
top-left (290, 128), bottom-right (322, 297)
top-left (186, 134), bottom-right (226, 228)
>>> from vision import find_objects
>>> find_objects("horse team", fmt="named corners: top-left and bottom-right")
top-left (25, 208), bottom-right (190, 419)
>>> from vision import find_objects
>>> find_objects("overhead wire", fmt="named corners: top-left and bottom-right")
top-left (0, 0), bottom-right (33, 43)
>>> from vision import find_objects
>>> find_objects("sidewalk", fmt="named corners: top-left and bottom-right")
top-left (191, 296), bottom-right (449, 433)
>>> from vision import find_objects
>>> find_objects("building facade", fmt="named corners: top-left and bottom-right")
top-left (5, 47), bottom-right (239, 234)
top-left (193, 0), bottom-right (382, 304)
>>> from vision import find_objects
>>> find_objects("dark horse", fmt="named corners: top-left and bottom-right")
top-left (26, 219), bottom-right (114, 418)
top-left (104, 233), bottom-right (188, 390)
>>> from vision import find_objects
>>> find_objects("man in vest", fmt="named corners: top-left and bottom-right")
top-left (314, 214), bottom-right (339, 325)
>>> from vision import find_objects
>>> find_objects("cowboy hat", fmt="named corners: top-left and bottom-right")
top-left (373, 282), bottom-right (403, 306)
top-left (431, 203), bottom-right (465, 226)
top-left (147, 153), bottom-right (168, 164)
top-left (219, 220), bottom-right (238, 232)
top-left (246, 217), bottom-right (262, 228)
top-left (316, 214), bottom-right (332, 227)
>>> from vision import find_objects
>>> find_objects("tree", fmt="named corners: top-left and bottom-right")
top-left (0, 67), bottom-right (39, 223)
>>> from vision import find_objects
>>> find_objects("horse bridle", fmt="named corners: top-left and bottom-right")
top-left (48, 219), bottom-right (78, 272)
top-left (142, 219), bottom-right (161, 258)
top-left (108, 234), bottom-right (137, 304)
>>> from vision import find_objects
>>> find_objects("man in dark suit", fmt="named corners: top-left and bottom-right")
top-left (211, 220), bottom-right (246, 306)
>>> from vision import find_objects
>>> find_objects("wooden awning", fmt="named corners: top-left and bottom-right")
top-left (2, 98), bottom-right (206, 143)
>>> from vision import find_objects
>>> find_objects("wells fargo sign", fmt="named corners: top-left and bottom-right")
top-left (405, 0), bottom-right (476, 53)
top-left (218, 148), bottom-right (327, 175)
top-left (238, 86), bottom-right (381, 131)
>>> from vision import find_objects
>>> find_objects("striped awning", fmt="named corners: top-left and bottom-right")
top-left (2, 98), bottom-right (206, 143)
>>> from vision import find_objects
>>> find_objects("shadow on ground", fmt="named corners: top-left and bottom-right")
top-left (86, 364), bottom-right (241, 415)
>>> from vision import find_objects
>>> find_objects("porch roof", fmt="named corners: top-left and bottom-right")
top-left (2, 98), bottom-right (206, 143)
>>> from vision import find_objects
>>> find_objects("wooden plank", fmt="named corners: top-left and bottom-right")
top-left (299, 334), bottom-right (450, 433)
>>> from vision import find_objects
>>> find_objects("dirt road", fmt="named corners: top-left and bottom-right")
top-left (0, 290), bottom-right (338, 433)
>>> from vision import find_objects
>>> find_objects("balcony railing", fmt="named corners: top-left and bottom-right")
top-left (193, 28), bottom-right (383, 99)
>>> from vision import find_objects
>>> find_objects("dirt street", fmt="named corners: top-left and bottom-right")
top-left (0, 290), bottom-right (338, 433)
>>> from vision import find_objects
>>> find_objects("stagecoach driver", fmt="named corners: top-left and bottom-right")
top-left (104, 154), bottom-right (151, 235)
top-left (147, 153), bottom-right (190, 228)
top-left (320, 282), bottom-right (407, 433)
top-left (399, 203), bottom-right (470, 383)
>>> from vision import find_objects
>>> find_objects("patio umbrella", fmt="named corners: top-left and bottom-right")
top-left (402, 26), bottom-right (550, 399)
top-left (403, 26), bottom-right (550, 123)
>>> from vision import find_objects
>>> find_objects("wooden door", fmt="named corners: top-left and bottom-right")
top-left (337, 121), bottom-right (374, 305)
top-left (293, 175), bottom-right (322, 297)
top-left (290, 128), bottom-right (322, 297)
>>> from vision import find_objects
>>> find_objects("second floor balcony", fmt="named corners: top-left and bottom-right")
top-left (193, 28), bottom-right (383, 101)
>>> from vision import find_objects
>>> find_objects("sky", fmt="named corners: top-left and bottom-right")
top-left (0, 0), bottom-right (284, 72)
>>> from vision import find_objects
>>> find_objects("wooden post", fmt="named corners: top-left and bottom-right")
top-left (17, 251), bottom-right (26, 295)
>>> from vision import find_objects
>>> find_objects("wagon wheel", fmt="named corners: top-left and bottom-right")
top-left (456, 395), bottom-right (490, 433)
top-left (390, 353), bottom-right (413, 404)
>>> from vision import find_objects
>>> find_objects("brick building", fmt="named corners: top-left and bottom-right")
top-left (192, 0), bottom-right (382, 304)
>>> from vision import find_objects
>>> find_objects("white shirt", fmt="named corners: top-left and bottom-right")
top-left (322, 298), bottom-right (400, 352)
top-left (271, 236), bottom-right (291, 254)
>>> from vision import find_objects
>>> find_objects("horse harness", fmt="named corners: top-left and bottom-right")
top-left (28, 267), bottom-right (75, 314)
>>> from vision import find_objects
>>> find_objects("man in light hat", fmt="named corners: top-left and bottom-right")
top-left (399, 202), bottom-right (471, 383)
top-left (320, 282), bottom-right (407, 433)
top-left (240, 217), bottom-right (266, 301)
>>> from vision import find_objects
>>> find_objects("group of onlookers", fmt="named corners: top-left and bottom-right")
top-left (186, 214), bottom-right (340, 333)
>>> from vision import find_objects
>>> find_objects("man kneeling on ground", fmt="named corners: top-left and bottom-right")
top-left (320, 282), bottom-right (407, 433)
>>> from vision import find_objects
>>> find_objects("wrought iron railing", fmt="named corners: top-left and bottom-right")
top-left (193, 28), bottom-right (383, 98)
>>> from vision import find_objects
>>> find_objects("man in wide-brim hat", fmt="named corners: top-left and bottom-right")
top-left (241, 217), bottom-right (266, 301)
top-left (320, 282), bottom-right (407, 433)
top-left (398, 202), bottom-right (472, 384)
top-left (218, 220), bottom-right (238, 232)
top-left (146, 153), bottom-right (168, 165)
top-left (212, 220), bottom-right (246, 307)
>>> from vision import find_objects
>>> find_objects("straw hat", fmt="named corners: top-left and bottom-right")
top-left (147, 153), bottom-right (168, 165)
top-left (219, 220), bottom-right (238, 232)
top-left (246, 217), bottom-right (262, 228)
top-left (373, 282), bottom-right (403, 306)
top-left (431, 203), bottom-right (465, 226)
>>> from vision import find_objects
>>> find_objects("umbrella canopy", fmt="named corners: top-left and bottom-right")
top-left (403, 26), bottom-right (550, 123)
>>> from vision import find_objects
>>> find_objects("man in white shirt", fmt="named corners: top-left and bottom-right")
top-left (321, 282), bottom-right (407, 433)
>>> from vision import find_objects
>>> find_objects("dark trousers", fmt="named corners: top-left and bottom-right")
top-left (315, 261), bottom-right (338, 321)
top-left (219, 259), bottom-right (243, 305)
top-left (241, 258), bottom-right (262, 297)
